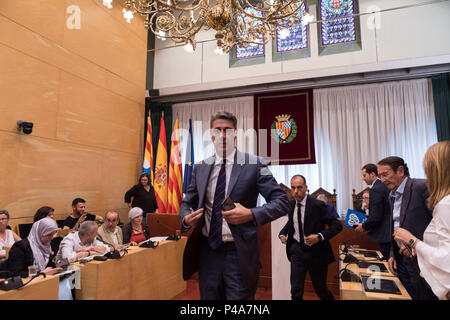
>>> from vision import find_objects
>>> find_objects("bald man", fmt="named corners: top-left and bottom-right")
top-left (96, 211), bottom-right (124, 251)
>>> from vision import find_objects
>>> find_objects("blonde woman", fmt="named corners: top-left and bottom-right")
top-left (394, 141), bottom-right (450, 300)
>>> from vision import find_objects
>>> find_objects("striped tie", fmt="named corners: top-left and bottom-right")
top-left (209, 161), bottom-right (226, 249)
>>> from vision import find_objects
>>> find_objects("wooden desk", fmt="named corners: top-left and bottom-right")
top-left (339, 246), bottom-right (411, 300)
top-left (0, 275), bottom-right (59, 300)
top-left (75, 237), bottom-right (187, 300)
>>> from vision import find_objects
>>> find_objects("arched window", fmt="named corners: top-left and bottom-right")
top-left (317, 0), bottom-right (361, 55)
top-left (230, 7), bottom-right (265, 67)
top-left (273, 2), bottom-right (310, 62)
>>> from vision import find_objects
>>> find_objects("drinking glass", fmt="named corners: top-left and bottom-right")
top-left (28, 264), bottom-right (38, 277)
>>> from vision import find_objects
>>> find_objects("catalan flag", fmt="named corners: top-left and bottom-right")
top-left (167, 118), bottom-right (183, 213)
top-left (183, 119), bottom-right (194, 194)
top-left (154, 113), bottom-right (168, 213)
top-left (142, 114), bottom-right (154, 183)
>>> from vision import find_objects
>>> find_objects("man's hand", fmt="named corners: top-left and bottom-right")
top-left (184, 208), bottom-right (204, 228)
top-left (113, 244), bottom-right (124, 251)
top-left (354, 224), bottom-right (364, 233)
top-left (42, 267), bottom-right (63, 275)
top-left (279, 235), bottom-right (287, 244)
top-left (388, 257), bottom-right (398, 276)
top-left (222, 203), bottom-right (254, 225)
top-left (399, 245), bottom-right (414, 258)
top-left (393, 228), bottom-right (414, 246)
top-left (76, 247), bottom-right (89, 253)
top-left (304, 234), bottom-right (320, 246)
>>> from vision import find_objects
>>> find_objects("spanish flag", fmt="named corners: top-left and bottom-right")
top-left (167, 118), bottom-right (183, 213)
top-left (154, 113), bottom-right (168, 213)
top-left (142, 114), bottom-right (154, 183)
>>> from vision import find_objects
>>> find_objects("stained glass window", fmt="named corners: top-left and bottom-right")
top-left (320, 0), bottom-right (357, 45)
top-left (235, 8), bottom-right (265, 59)
top-left (276, 3), bottom-right (308, 53)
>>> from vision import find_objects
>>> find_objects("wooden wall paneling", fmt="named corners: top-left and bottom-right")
top-left (0, 14), bottom-right (145, 104)
top-left (62, 0), bottom-right (147, 87)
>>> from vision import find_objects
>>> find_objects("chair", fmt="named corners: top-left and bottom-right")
top-left (352, 188), bottom-right (370, 211)
top-left (17, 223), bottom-right (33, 239)
top-left (310, 187), bottom-right (337, 210)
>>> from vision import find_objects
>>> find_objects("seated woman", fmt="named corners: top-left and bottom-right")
top-left (33, 206), bottom-right (55, 222)
top-left (5, 217), bottom-right (62, 278)
top-left (0, 210), bottom-right (21, 263)
top-left (122, 207), bottom-right (150, 246)
top-left (33, 206), bottom-right (63, 256)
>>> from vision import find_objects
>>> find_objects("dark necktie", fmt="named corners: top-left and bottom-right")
top-left (209, 161), bottom-right (226, 249)
top-left (297, 203), bottom-right (305, 245)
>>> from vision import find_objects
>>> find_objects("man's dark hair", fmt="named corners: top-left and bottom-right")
top-left (210, 112), bottom-right (237, 129)
top-left (378, 156), bottom-right (410, 177)
top-left (362, 163), bottom-right (378, 176)
top-left (72, 198), bottom-right (86, 207)
top-left (291, 174), bottom-right (307, 185)
top-left (33, 206), bottom-right (55, 222)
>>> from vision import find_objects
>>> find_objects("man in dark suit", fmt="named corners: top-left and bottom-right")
top-left (354, 163), bottom-right (391, 259)
top-left (279, 175), bottom-right (342, 300)
top-left (378, 156), bottom-right (436, 300)
top-left (180, 112), bottom-right (290, 300)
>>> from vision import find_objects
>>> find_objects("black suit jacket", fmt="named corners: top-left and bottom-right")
top-left (180, 151), bottom-right (290, 292)
top-left (5, 239), bottom-right (55, 278)
top-left (279, 196), bottom-right (342, 266)
top-left (396, 178), bottom-right (433, 241)
top-left (362, 179), bottom-right (391, 243)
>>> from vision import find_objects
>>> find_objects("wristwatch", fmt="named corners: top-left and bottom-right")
top-left (408, 237), bottom-right (417, 248)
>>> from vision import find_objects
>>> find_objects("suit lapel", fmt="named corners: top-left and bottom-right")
top-left (400, 178), bottom-right (412, 226)
top-left (196, 158), bottom-right (214, 209)
top-left (226, 150), bottom-right (244, 198)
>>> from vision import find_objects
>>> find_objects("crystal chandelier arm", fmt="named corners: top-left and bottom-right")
top-left (149, 11), bottom-right (205, 44)
top-left (232, 0), bottom-right (305, 21)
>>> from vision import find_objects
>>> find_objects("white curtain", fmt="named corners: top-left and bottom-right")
top-left (172, 96), bottom-right (255, 169)
top-left (172, 79), bottom-right (437, 214)
top-left (270, 78), bottom-right (437, 214)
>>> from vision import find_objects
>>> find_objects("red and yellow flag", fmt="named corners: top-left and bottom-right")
top-left (142, 114), bottom-right (154, 183)
top-left (154, 114), bottom-right (168, 213)
top-left (168, 118), bottom-right (183, 214)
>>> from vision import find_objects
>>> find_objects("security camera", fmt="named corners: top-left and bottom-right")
top-left (17, 121), bottom-right (34, 134)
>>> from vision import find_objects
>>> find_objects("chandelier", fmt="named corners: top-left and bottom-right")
top-left (103, 0), bottom-right (314, 54)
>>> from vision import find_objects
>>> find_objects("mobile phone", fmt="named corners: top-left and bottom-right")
top-left (221, 196), bottom-right (236, 211)
top-left (404, 244), bottom-right (414, 256)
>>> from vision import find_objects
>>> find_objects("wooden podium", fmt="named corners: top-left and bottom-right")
top-left (146, 213), bottom-right (182, 236)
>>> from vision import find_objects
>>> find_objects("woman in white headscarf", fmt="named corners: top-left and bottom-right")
top-left (6, 217), bottom-right (63, 277)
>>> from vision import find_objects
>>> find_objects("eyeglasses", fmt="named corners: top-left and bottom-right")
top-left (0, 218), bottom-right (8, 222)
top-left (211, 128), bottom-right (235, 136)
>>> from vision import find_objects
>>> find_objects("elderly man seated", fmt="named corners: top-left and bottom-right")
top-left (96, 211), bottom-right (124, 251)
top-left (56, 221), bottom-right (109, 263)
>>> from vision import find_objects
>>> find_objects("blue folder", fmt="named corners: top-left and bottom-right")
top-left (344, 209), bottom-right (368, 228)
